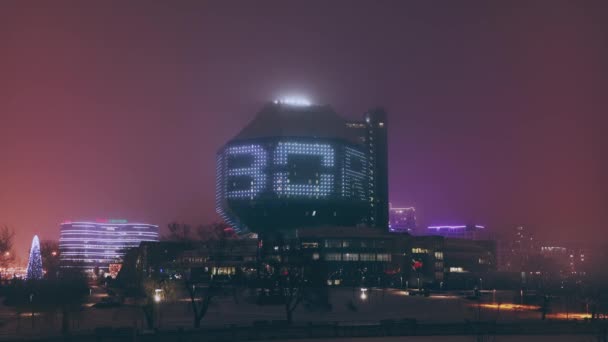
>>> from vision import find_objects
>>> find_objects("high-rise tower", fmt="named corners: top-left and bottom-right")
top-left (345, 108), bottom-right (389, 229)
top-left (364, 108), bottom-right (389, 229)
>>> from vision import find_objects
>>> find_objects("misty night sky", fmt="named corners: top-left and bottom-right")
top-left (1, 1), bottom-right (607, 260)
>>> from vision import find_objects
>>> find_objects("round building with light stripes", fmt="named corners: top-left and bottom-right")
top-left (59, 219), bottom-right (159, 271)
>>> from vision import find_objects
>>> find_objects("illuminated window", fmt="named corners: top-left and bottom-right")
top-left (212, 267), bottom-right (235, 275)
top-left (376, 253), bottom-right (391, 262)
top-left (301, 242), bottom-right (319, 249)
top-left (449, 267), bottom-right (465, 273)
top-left (360, 253), bottom-right (376, 261)
top-left (343, 253), bottom-right (359, 261)
top-left (342, 147), bottom-right (367, 200)
top-left (324, 240), bottom-right (342, 248)
top-left (312, 253), bottom-right (320, 260)
top-left (325, 253), bottom-right (342, 261)
top-left (412, 248), bottom-right (430, 254)
top-left (434, 251), bottom-right (444, 260)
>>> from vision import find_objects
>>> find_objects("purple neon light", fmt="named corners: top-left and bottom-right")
top-left (427, 225), bottom-right (485, 230)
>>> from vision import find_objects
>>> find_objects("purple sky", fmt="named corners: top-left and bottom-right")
top-left (1, 1), bottom-right (607, 260)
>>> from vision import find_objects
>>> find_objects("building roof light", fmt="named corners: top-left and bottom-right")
top-left (274, 97), bottom-right (311, 106)
top-left (428, 225), bottom-right (485, 230)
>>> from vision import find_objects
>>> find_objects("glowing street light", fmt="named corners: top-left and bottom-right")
top-left (154, 289), bottom-right (163, 303)
top-left (360, 288), bottom-right (368, 300)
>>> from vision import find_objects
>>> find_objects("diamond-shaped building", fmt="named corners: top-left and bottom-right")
top-left (216, 101), bottom-right (388, 233)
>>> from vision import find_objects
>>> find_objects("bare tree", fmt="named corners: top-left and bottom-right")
top-left (185, 230), bottom-right (227, 328)
top-left (140, 278), bottom-right (178, 329)
top-left (40, 240), bottom-right (60, 279)
top-left (164, 221), bottom-right (236, 242)
top-left (185, 224), bottom-right (238, 328)
top-left (279, 264), bottom-right (306, 324)
top-left (3, 268), bottom-right (89, 335)
top-left (126, 221), bottom-right (237, 328)
top-left (185, 277), bottom-right (218, 328)
top-left (54, 269), bottom-right (90, 335)
top-left (0, 225), bottom-right (15, 269)
top-left (196, 222), bottom-right (235, 241)
top-left (263, 235), bottom-right (327, 325)
top-left (164, 222), bottom-right (192, 241)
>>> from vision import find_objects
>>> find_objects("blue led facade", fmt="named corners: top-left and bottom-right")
top-left (59, 221), bottom-right (159, 271)
top-left (343, 147), bottom-right (367, 202)
top-left (274, 142), bottom-right (335, 198)
top-left (225, 144), bottom-right (267, 199)
top-left (216, 139), bottom-right (368, 232)
top-left (216, 102), bottom-right (383, 233)
top-left (273, 172), bottom-right (334, 198)
top-left (274, 142), bottom-right (335, 167)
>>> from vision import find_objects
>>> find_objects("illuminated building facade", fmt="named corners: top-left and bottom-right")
top-left (539, 245), bottom-right (590, 277)
top-left (296, 226), bottom-right (406, 287)
top-left (389, 205), bottom-right (416, 233)
top-left (119, 239), bottom-right (259, 285)
top-left (59, 219), bottom-right (159, 271)
top-left (497, 225), bottom-right (536, 272)
top-left (408, 235), bottom-right (497, 289)
top-left (216, 101), bottom-right (388, 233)
top-left (426, 224), bottom-right (486, 240)
top-left (119, 228), bottom-right (498, 290)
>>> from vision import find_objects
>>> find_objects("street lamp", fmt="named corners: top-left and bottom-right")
top-left (154, 289), bottom-right (163, 303)
top-left (360, 288), bottom-right (368, 301)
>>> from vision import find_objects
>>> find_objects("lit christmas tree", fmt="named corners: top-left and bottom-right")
top-left (26, 235), bottom-right (43, 280)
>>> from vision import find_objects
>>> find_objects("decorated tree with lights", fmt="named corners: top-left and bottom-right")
top-left (26, 235), bottom-right (43, 280)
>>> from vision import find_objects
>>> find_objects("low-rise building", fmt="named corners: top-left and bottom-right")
top-left (118, 226), bottom-right (497, 291)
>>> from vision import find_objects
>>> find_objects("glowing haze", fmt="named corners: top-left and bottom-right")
top-left (1, 1), bottom-right (607, 259)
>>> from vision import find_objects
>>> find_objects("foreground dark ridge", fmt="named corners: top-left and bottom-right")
top-left (4, 320), bottom-right (608, 342)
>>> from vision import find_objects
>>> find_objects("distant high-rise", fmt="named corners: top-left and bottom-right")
top-left (389, 205), bottom-right (416, 233)
top-left (497, 225), bottom-right (536, 272)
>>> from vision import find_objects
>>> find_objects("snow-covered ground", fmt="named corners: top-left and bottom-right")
top-left (0, 287), bottom-right (584, 338)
